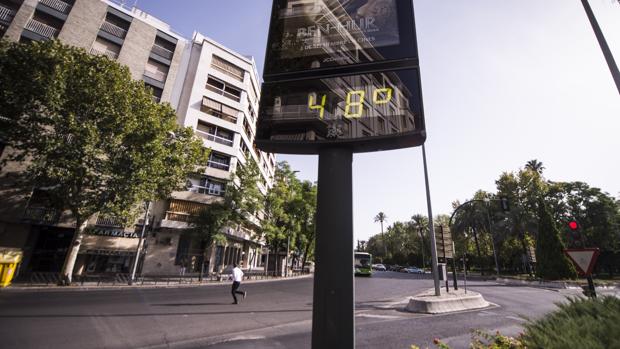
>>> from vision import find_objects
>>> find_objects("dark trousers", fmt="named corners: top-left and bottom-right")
top-left (231, 281), bottom-right (244, 303)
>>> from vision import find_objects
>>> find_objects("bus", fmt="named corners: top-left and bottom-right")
top-left (354, 252), bottom-right (372, 276)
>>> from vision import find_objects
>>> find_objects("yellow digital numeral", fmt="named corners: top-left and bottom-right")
top-left (373, 87), bottom-right (393, 105)
top-left (308, 94), bottom-right (326, 119)
top-left (344, 90), bottom-right (365, 118)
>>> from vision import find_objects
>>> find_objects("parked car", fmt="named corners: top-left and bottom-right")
top-left (405, 267), bottom-right (424, 274)
top-left (388, 265), bottom-right (402, 271)
top-left (372, 264), bottom-right (386, 271)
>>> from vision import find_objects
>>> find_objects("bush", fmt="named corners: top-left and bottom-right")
top-left (414, 296), bottom-right (620, 349)
top-left (522, 296), bottom-right (620, 349)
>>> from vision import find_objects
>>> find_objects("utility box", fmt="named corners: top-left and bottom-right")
top-left (437, 263), bottom-right (447, 281)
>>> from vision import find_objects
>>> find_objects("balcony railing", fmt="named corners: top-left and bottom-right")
top-left (143, 69), bottom-right (167, 82)
top-left (100, 21), bottom-right (127, 39)
top-left (39, 0), bottom-right (72, 14)
top-left (196, 129), bottom-right (233, 147)
top-left (188, 184), bottom-right (226, 197)
top-left (23, 207), bottom-right (60, 225)
top-left (25, 19), bottom-right (59, 39)
top-left (89, 47), bottom-right (119, 60)
top-left (165, 212), bottom-right (192, 222)
top-left (207, 159), bottom-right (230, 171)
top-left (205, 84), bottom-right (241, 102)
top-left (0, 5), bottom-right (15, 24)
top-left (151, 43), bottom-right (174, 60)
top-left (95, 216), bottom-right (124, 227)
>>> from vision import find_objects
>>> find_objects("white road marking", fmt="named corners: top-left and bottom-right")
top-left (356, 314), bottom-right (404, 320)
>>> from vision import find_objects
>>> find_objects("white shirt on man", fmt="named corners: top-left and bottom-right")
top-left (232, 267), bottom-right (244, 282)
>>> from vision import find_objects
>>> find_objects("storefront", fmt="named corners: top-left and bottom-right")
top-left (74, 226), bottom-right (139, 275)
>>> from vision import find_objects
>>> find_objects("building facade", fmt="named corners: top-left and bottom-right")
top-left (142, 33), bottom-right (276, 276)
top-left (0, 0), bottom-right (273, 278)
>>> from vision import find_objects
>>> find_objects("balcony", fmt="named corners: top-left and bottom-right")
top-left (207, 159), bottom-right (230, 171)
top-left (187, 184), bottom-right (226, 197)
top-left (143, 68), bottom-right (167, 82)
top-left (151, 43), bottom-right (174, 60)
top-left (89, 47), bottom-right (119, 60)
top-left (100, 21), bottom-right (127, 39)
top-left (25, 19), bottom-right (59, 39)
top-left (195, 129), bottom-right (233, 147)
top-left (22, 207), bottom-right (60, 225)
top-left (0, 5), bottom-right (15, 24)
top-left (39, 0), bottom-right (72, 14)
top-left (205, 84), bottom-right (241, 102)
top-left (95, 216), bottom-right (124, 227)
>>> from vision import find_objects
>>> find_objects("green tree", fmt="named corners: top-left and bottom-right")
top-left (0, 40), bottom-right (207, 284)
top-left (536, 200), bottom-right (577, 280)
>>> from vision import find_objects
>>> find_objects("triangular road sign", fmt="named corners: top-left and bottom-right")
top-left (564, 248), bottom-right (600, 276)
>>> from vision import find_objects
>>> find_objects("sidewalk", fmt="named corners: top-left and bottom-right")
top-left (1, 273), bottom-right (313, 292)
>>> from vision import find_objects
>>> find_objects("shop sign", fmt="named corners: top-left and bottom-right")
top-left (86, 227), bottom-right (139, 239)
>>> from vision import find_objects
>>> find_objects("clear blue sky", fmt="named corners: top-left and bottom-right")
top-left (135, 0), bottom-right (620, 242)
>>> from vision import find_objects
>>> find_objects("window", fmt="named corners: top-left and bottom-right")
top-left (207, 152), bottom-right (231, 171)
top-left (199, 177), bottom-right (226, 196)
top-left (240, 141), bottom-right (251, 158)
top-left (377, 118), bottom-right (386, 134)
top-left (206, 75), bottom-right (242, 102)
top-left (211, 55), bottom-right (245, 82)
top-left (144, 59), bottom-right (169, 82)
top-left (196, 120), bottom-right (235, 146)
top-left (201, 97), bottom-right (238, 123)
top-left (152, 35), bottom-right (175, 60)
top-left (145, 83), bottom-right (163, 103)
top-left (90, 37), bottom-right (121, 60)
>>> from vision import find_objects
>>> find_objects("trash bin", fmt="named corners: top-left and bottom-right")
top-left (0, 248), bottom-right (23, 287)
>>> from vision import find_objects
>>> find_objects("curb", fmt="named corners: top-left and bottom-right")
top-left (0, 274), bottom-right (313, 293)
top-left (405, 290), bottom-right (489, 314)
top-left (496, 277), bottom-right (619, 290)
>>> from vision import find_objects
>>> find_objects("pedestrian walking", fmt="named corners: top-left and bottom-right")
top-left (231, 262), bottom-right (246, 304)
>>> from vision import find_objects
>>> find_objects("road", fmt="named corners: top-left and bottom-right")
top-left (0, 272), bottom-right (584, 349)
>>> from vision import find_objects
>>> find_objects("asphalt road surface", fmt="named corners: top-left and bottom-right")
top-left (0, 272), bottom-right (586, 349)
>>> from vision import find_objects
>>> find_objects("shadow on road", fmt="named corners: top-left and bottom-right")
top-left (0, 309), bottom-right (312, 319)
top-left (152, 302), bottom-right (231, 306)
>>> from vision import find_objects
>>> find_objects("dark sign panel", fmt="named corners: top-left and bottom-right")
top-left (264, 0), bottom-right (418, 78)
top-left (257, 68), bottom-right (425, 153)
top-left (257, 0), bottom-right (424, 153)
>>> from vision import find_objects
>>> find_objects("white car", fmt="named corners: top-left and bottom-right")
top-left (405, 267), bottom-right (424, 274)
top-left (372, 264), bottom-right (386, 271)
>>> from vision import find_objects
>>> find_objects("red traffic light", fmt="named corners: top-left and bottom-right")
top-left (568, 221), bottom-right (579, 230)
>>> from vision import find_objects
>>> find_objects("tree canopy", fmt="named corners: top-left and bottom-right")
top-left (0, 40), bottom-right (208, 283)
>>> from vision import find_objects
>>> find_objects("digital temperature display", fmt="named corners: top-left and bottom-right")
top-left (256, 68), bottom-right (425, 154)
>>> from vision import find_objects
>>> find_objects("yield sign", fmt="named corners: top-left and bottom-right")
top-left (564, 248), bottom-right (600, 276)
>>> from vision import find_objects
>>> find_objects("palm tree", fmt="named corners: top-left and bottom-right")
top-left (374, 212), bottom-right (388, 257)
top-left (410, 214), bottom-right (428, 269)
top-left (525, 159), bottom-right (545, 175)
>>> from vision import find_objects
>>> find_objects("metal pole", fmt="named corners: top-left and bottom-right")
top-left (285, 234), bottom-right (290, 277)
top-left (422, 144), bottom-right (440, 296)
top-left (265, 246), bottom-right (269, 276)
top-left (586, 275), bottom-right (597, 298)
top-left (129, 201), bottom-right (150, 285)
top-left (485, 202), bottom-right (500, 277)
top-left (451, 241), bottom-right (458, 290)
top-left (581, 0), bottom-right (620, 95)
top-left (312, 147), bottom-right (354, 349)
top-left (462, 253), bottom-right (468, 294)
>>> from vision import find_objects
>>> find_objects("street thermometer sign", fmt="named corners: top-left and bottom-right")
top-left (257, 0), bottom-right (425, 154)
top-left (258, 1), bottom-right (424, 348)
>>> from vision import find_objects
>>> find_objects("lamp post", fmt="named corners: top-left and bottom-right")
top-left (129, 201), bottom-right (150, 285)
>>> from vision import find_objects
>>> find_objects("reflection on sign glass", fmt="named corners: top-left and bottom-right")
top-left (277, 0), bottom-right (399, 57)
top-left (264, 0), bottom-right (417, 75)
top-left (257, 68), bottom-right (424, 150)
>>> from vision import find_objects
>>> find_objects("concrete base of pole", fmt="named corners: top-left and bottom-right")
top-left (405, 288), bottom-right (489, 314)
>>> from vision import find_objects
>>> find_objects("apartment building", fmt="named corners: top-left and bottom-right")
top-left (142, 33), bottom-right (276, 276)
top-left (0, 0), bottom-right (189, 276)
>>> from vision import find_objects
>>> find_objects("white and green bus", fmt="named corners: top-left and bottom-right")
top-left (354, 252), bottom-right (372, 276)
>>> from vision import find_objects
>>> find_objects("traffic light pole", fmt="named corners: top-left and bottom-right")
top-left (312, 147), bottom-right (354, 349)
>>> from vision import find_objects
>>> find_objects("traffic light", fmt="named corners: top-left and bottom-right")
top-left (567, 220), bottom-right (583, 247)
top-left (500, 197), bottom-right (510, 212)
